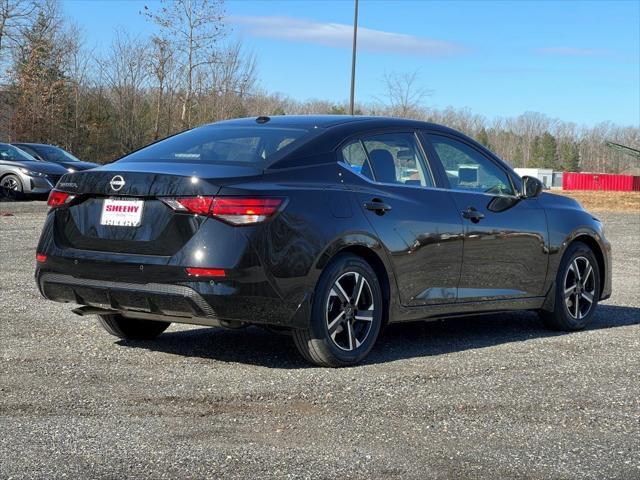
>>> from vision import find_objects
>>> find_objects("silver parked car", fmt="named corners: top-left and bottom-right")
top-left (0, 143), bottom-right (70, 196)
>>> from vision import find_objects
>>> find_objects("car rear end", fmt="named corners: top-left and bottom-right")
top-left (35, 122), bottom-right (324, 329)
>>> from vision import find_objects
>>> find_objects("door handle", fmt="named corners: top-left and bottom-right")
top-left (462, 206), bottom-right (485, 223)
top-left (364, 200), bottom-right (392, 215)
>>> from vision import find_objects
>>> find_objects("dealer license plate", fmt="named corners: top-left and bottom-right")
top-left (100, 198), bottom-right (144, 227)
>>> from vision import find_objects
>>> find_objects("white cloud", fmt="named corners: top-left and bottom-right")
top-left (232, 15), bottom-right (466, 57)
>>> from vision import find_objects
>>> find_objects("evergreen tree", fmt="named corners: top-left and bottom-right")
top-left (540, 132), bottom-right (558, 169)
top-left (559, 141), bottom-right (580, 172)
top-left (475, 127), bottom-right (491, 149)
top-left (530, 136), bottom-right (543, 167)
top-left (513, 145), bottom-right (524, 167)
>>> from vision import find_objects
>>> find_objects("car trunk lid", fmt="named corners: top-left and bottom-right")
top-left (57, 161), bottom-right (262, 196)
top-left (53, 161), bottom-right (262, 256)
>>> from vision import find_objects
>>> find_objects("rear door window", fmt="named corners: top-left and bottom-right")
top-left (361, 132), bottom-right (434, 187)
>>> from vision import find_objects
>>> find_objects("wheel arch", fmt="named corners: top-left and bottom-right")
top-left (568, 234), bottom-right (606, 297)
top-left (0, 170), bottom-right (23, 186)
top-left (313, 234), bottom-right (396, 325)
top-left (0, 171), bottom-right (25, 196)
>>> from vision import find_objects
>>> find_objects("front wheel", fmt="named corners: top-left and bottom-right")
top-left (98, 314), bottom-right (171, 340)
top-left (540, 241), bottom-right (600, 331)
top-left (292, 253), bottom-right (383, 367)
top-left (1, 174), bottom-right (24, 199)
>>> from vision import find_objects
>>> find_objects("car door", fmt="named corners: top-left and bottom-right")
top-left (423, 131), bottom-right (548, 302)
top-left (341, 131), bottom-right (464, 306)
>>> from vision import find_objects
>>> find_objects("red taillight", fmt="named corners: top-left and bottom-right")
top-left (36, 253), bottom-right (47, 263)
top-left (211, 197), bottom-right (283, 225)
top-left (176, 196), bottom-right (215, 215)
top-left (185, 267), bottom-right (226, 278)
top-left (47, 190), bottom-right (74, 209)
top-left (163, 196), bottom-right (284, 225)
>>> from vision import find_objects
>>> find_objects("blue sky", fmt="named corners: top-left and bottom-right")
top-left (62, 0), bottom-right (640, 127)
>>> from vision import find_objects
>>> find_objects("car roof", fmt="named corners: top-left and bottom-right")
top-left (220, 115), bottom-right (515, 176)
top-left (12, 142), bottom-right (54, 148)
top-left (210, 115), bottom-right (454, 131)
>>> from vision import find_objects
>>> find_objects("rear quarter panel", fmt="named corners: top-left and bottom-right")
top-left (217, 161), bottom-right (396, 319)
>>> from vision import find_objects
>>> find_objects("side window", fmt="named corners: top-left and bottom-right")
top-left (341, 140), bottom-right (374, 181)
top-left (361, 132), bottom-right (434, 187)
top-left (428, 134), bottom-right (514, 196)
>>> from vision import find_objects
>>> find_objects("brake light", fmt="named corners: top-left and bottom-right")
top-left (163, 196), bottom-right (284, 225)
top-left (211, 198), bottom-right (283, 225)
top-left (186, 267), bottom-right (226, 278)
top-left (36, 253), bottom-right (47, 263)
top-left (47, 190), bottom-right (74, 209)
top-left (176, 196), bottom-right (215, 215)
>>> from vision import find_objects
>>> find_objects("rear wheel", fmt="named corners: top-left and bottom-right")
top-left (98, 314), bottom-right (171, 340)
top-left (292, 253), bottom-right (383, 367)
top-left (540, 241), bottom-right (600, 331)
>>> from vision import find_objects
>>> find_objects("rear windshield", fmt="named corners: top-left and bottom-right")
top-left (121, 126), bottom-right (310, 165)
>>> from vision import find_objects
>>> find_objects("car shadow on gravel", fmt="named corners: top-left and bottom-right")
top-left (117, 304), bottom-right (640, 368)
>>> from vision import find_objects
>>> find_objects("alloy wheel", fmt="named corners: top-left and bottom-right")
top-left (1, 176), bottom-right (19, 191)
top-left (326, 271), bottom-right (375, 351)
top-left (563, 256), bottom-right (596, 320)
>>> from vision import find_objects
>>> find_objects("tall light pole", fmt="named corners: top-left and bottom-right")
top-left (349, 0), bottom-right (359, 115)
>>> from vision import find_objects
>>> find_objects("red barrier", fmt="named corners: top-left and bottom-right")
top-left (563, 172), bottom-right (640, 191)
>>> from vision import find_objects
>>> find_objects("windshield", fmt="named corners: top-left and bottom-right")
top-left (33, 145), bottom-right (82, 163)
top-left (0, 143), bottom-right (39, 162)
top-left (121, 125), bottom-right (310, 165)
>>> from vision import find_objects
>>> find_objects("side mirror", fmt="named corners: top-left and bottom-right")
top-left (520, 175), bottom-right (543, 198)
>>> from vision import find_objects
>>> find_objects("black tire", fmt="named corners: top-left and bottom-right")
top-left (292, 253), bottom-right (383, 367)
top-left (1, 174), bottom-right (23, 197)
top-left (540, 241), bottom-right (600, 331)
top-left (98, 314), bottom-right (170, 340)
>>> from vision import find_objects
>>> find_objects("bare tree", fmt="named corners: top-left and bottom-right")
top-left (148, 35), bottom-right (175, 140)
top-left (144, 0), bottom-right (226, 129)
top-left (64, 22), bottom-right (94, 150)
top-left (378, 70), bottom-right (432, 117)
top-left (0, 0), bottom-right (36, 62)
top-left (99, 31), bottom-right (151, 154)
top-left (205, 41), bottom-right (256, 121)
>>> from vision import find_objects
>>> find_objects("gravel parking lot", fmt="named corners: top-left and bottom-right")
top-left (1, 201), bottom-right (639, 479)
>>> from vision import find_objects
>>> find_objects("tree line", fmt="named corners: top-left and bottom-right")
top-left (1, 0), bottom-right (638, 174)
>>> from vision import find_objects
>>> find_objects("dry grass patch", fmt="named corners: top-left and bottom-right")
top-left (555, 190), bottom-right (640, 212)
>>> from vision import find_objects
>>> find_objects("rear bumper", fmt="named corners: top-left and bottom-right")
top-left (36, 269), bottom-right (311, 328)
top-left (39, 273), bottom-right (215, 317)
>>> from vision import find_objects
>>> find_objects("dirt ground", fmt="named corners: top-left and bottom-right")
top-left (556, 189), bottom-right (640, 212)
top-left (1, 202), bottom-right (639, 479)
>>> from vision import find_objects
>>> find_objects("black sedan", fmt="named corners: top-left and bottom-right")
top-left (35, 116), bottom-right (611, 366)
top-left (12, 143), bottom-right (98, 172)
